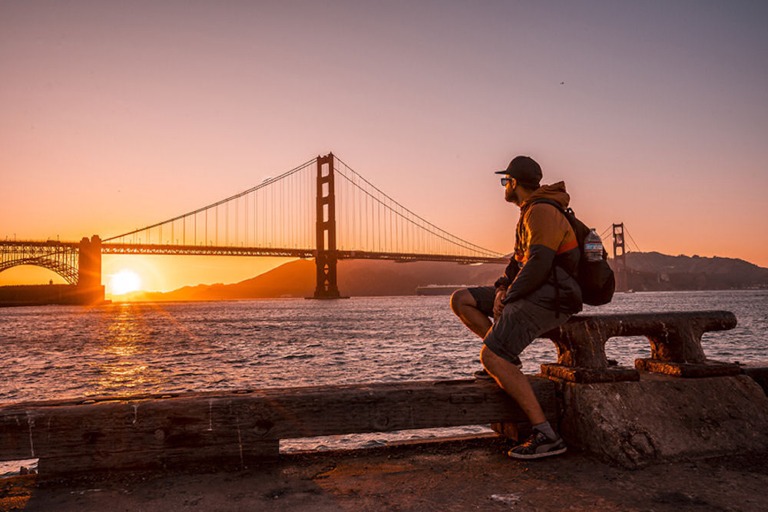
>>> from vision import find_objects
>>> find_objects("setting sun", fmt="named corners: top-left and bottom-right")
top-left (110, 269), bottom-right (142, 296)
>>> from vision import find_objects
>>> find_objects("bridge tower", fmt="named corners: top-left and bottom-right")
top-left (78, 235), bottom-right (105, 304)
top-left (312, 153), bottom-right (344, 299)
top-left (612, 223), bottom-right (628, 292)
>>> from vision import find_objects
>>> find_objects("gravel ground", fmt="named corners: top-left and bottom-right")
top-left (2, 438), bottom-right (767, 512)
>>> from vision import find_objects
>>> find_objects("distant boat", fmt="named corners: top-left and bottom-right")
top-left (415, 285), bottom-right (465, 296)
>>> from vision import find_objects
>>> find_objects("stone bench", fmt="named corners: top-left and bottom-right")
top-left (539, 311), bottom-right (740, 383)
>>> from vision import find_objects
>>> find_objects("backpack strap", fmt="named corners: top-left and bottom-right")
top-left (527, 198), bottom-right (575, 220)
top-left (527, 198), bottom-right (564, 212)
top-left (526, 198), bottom-right (577, 268)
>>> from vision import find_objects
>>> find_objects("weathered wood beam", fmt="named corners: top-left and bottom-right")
top-left (0, 378), bottom-right (556, 474)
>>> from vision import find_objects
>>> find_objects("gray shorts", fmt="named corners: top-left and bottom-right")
top-left (468, 286), bottom-right (570, 365)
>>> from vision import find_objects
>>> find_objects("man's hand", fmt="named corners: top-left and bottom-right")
top-left (493, 287), bottom-right (506, 320)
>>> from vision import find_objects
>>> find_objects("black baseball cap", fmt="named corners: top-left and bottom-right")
top-left (495, 156), bottom-right (542, 188)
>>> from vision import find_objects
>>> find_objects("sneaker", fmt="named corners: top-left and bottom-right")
top-left (507, 430), bottom-right (567, 460)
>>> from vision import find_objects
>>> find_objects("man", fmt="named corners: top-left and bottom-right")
top-left (450, 155), bottom-right (582, 459)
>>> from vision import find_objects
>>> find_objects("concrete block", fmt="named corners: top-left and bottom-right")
top-left (559, 374), bottom-right (768, 468)
top-left (742, 364), bottom-right (768, 395)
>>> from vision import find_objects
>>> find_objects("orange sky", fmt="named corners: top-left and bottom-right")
top-left (2, 1), bottom-right (767, 295)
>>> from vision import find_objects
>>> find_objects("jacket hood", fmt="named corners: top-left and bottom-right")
top-left (523, 181), bottom-right (570, 209)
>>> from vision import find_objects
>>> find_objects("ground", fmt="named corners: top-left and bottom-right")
top-left (2, 438), bottom-right (767, 511)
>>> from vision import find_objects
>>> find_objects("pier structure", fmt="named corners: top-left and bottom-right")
top-left (612, 222), bottom-right (628, 292)
top-left (0, 235), bottom-right (106, 305)
top-left (312, 153), bottom-right (342, 299)
top-left (76, 235), bottom-right (104, 304)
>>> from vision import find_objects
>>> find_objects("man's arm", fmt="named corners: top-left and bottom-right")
top-left (494, 259), bottom-right (519, 290)
top-left (501, 204), bottom-right (565, 304)
top-left (490, 258), bottom-right (519, 319)
top-left (501, 245), bottom-right (555, 304)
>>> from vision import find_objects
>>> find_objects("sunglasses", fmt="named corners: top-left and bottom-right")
top-left (500, 177), bottom-right (513, 187)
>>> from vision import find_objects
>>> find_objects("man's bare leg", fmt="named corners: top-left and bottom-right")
top-left (484, 343), bottom-right (567, 458)
top-left (479, 345), bottom-right (546, 425)
top-left (450, 289), bottom-right (492, 339)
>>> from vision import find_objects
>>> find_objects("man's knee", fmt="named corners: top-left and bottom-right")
top-left (449, 288), bottom-right (474, 315)
top-left (480, 344), bottom-right (521, 374)
top-left (479, 345), bottom-right (500, 370)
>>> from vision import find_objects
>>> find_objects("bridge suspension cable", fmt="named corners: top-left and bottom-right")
top-left (104, 158), bottom-right (317, 252)
top-left (103, 153), bottom-right (504, 262)
top-left (333, 156), bottom-right (502, 259)
top-left (624, 226), bottom-right (642, 252)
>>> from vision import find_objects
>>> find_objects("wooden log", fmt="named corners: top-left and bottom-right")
top-left (0, 377), bottom-right (556, 474)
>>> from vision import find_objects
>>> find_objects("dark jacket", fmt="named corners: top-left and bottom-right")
top-left (495, 182), bottom-right (583, 314)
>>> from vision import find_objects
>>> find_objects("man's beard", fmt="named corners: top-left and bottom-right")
top-left (505, 186), bottom-right (520, 205)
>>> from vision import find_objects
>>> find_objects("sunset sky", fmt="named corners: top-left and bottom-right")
top-left (2, 1), bottom-right (767, 295)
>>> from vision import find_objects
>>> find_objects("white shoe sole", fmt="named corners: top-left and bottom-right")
top-left (508, 445), bottom-right (567, 460)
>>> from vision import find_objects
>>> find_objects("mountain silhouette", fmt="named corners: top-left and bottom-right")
top-left (130, 259), bottom-right (505, 301)
top-left (126, 252), bottom-right (768, 301)
top-left (619, 252), bottom-right (768, 291)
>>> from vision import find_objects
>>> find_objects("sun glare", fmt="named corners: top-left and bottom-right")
top-left (110, 269), bottom-right (142, 296)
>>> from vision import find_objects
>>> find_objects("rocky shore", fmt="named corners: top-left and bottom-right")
top-left (2, 437), bottom-right (766, 512)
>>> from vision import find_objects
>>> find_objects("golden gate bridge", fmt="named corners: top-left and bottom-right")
top-left (1, 153), bottom-right (509, 303)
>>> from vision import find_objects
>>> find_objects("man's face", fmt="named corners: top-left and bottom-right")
top-left (503, 176), bottom-right (520, 204)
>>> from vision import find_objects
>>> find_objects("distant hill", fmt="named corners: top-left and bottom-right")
top-left (619, 252), bottom-right (768, 291)
top-left (140, 260), bottom-right (317, 301)
top-left (128, 259), bottom-right (507, 301)
top-left (124, 252), bottom-right (768, 302)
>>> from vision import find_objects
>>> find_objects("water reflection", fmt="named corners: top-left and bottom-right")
top-left (95, 303), bottom-right (162, 395)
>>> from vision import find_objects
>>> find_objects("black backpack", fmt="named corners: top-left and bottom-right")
top-left (532, 200), bottom-right (616, 306)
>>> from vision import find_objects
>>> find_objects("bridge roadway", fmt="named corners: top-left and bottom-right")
top-left (2, 238), bottom-right (506, 304)
top-left (102, 243), bottom-right (507, 264)
top-left (2, 240), bottom-right (507, 265)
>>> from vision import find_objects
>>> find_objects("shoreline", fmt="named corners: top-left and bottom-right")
top-left (1, 287), bottom-right (766, 307)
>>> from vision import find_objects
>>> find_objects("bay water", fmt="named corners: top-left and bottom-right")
top-left (1, 290), bottom-right (766, 457)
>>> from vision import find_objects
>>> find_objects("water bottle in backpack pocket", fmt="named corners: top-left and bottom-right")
top-left (584, 229), bottom-right (604, 262)
top-left (531, 200), bottom-right (616, 306)
top-left (576, 226), bottom-right (615, 305)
